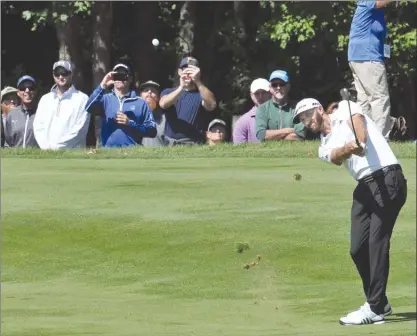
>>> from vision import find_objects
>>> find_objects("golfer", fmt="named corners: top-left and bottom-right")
top-left (293, 98), bottom-right (407, 325)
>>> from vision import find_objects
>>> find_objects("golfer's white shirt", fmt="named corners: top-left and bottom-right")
top-left (318, 100), bottom-right (398, 181)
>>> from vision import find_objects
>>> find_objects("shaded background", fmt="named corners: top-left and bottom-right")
top-left (2, 1), bottom-right (416, 141)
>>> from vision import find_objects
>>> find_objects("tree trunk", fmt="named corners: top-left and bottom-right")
top-left (177, 1), bottom-right (196, 59)
top-left (230, 1), bottom-right (250, 115)
top-left (55, 17), bottom-right (85, 91)
top-left (90, 2), bottom-right (113, 148)
top-left (133, 2), bottom-right (158, 88)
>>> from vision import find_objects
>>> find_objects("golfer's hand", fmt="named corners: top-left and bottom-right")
top-left (346, 140), bottom-right (365, 156)
top-left (115, 112), bottom-right (130, 125)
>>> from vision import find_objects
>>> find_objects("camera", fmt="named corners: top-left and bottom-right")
top-left (113, 72), bottom-right (128, 81)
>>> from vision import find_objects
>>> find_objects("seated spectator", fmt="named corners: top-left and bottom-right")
top-left (3, 76), bottom-right (38, 148)
top-left (255, 70), bottom-right (306, 142)
top-left (34, 60), bottom-right (90, 149)
top-left (139, 80), bottom-right (166, 147)
top-left (159, 56), bottom-right (216, 146)
top-left (233, 78), bottom-right (270, 144)
top-left (85, 63), bottom-right (156, 147)
top-left (206, 119), bottom-right (227, 146)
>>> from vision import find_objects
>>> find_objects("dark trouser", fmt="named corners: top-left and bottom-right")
top-left (350, 164), bottom-right (407, 315)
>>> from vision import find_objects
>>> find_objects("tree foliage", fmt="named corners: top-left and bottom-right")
top-left (2, 0), bottom-right (416, 137)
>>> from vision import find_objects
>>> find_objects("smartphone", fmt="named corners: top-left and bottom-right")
top-left (113, 72), bottom-right (128, 81)
top-left (188, 58), bottom-right (198, 67)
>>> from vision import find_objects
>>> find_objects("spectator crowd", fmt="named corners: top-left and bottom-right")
top-left (1, 56), bottom-right (320, 150)
top-left (0, 1), bottom-right (411, 149)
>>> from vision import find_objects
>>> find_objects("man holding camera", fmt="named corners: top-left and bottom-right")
top-left (85, 63), bottom-right (156, 147)
top-left (159, 57), bottom-right (216, 145)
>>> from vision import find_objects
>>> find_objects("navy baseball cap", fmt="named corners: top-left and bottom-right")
top-left (17, 75), bottom-right (36, 88)
top-left (179, 56), bottom-right (199, 68)
top-left (269, 70), bottom-right (290, 83)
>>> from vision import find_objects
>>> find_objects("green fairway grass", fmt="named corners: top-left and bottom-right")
top-left (2, 143), bottom-right (416, 335)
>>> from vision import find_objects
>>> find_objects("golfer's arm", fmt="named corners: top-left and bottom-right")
top-left (349, 114), bottom-right (368, 144)
top-left (330, 146), bottom-right (353, 166)
top-left (159, 87), bottom-right (183, 109)
top-left (376, 0), bottom-right (393, 9)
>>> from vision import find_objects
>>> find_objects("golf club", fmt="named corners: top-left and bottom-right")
top-left (340, 88), bottom-right (360, 147)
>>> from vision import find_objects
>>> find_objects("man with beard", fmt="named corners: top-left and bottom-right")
top-left (139, 80), bottom-right (166, 146)
top-left (292, 97), bottom-right (407, 325)
top-left (3, 76), bottom-right (39, 148)
top-left (255, 70), bottom-right (306, 142)
top-left (34, 60), bottom-right (90, 149)
top-left (85, 63), bottom-right (156, 147)
top-left (159, 57), bottom-right (217, 146)
top-left (233, 78), bottom-right (270, 144)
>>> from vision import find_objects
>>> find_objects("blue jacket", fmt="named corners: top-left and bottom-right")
top-left (85, 85), bottom-right (156, 147)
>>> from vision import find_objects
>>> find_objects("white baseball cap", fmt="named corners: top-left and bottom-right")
top-left (250, 78), bottom-right (270, 94)
top-left (293, 98), bottom-right (322, 123)
top-left (53, 60), bottom-right (73, 72)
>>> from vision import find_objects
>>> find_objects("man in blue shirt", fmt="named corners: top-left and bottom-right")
top-left (159, 57), bottom-right (217, 145)
top-left (348, 0), bottom-right (393, 139)
top-left (85, 63), bottom-right (156, 147)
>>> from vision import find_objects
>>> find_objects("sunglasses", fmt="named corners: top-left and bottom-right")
top-left (53, 71), bottom-right (70, 78)
top-left (18, 85), bottom-right (36, 92)
top-left (271, 82), bottom-right (287, 88)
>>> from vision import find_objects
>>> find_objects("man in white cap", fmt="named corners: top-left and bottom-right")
top-left (34, 60), bottom-right (91, 149)
top-left (233, 78), bottom-right (270, 144)
top-left (293, 97), bottom-right (407, 326)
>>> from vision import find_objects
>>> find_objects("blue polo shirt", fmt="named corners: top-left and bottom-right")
top-left (348, 1), bottom-right (387, 62)
top-left (160, 88), bottom-right (207, 142)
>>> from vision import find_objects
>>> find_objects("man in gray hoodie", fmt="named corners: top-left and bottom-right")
top-left (3, 75), bottom-right (39, 148)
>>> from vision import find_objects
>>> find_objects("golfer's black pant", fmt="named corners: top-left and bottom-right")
top-left (350, 164), bottom-right (407, 315)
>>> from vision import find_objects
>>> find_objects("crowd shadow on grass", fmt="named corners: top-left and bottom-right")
top-left (385, 312), bottom-right (416, 323)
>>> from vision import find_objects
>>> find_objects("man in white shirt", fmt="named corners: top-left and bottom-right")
top-left (34, 60), bottom-right (90, 149)
top-left (293, 98), bottom-right (407, 326)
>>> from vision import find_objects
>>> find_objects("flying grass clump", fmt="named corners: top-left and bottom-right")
top-left (243, 255), bottom-right (262, 270)
top-left (235, 242), bottom-right (250, 254)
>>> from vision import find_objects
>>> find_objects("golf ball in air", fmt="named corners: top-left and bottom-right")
top-left (152, 38), bottom-right (160, 47)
